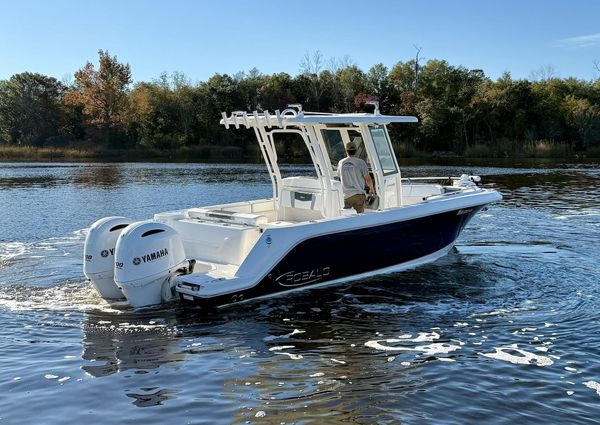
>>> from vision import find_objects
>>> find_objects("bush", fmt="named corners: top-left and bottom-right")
top-left (393, 142), bottom-right (427, 158)
top-left (464, 144), bottom-right (493, 158)
top-left (585, 146), bottom-right (600, 158)
top-left (522, 140), bottom-right (570, 158)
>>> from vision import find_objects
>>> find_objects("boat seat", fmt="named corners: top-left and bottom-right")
top-left (171, 218), bottom-right (261, 266)
top-left (187, 208), bottom-right (268, 227)
top-left (278, 177), bottom-right (344, 221)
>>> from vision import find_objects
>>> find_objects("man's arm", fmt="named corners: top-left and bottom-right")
top-left (364, 174), bottom-right (375, 194)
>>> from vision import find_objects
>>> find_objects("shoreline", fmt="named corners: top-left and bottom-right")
top-left (0, 145), bottom-right (598, 166)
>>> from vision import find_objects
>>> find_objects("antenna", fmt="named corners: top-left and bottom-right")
top-left (287, 103), bottom-right (303, 114)
top-left (365, 100), bottom-right (380, 115)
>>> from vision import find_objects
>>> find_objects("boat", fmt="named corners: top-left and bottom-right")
top-left (83, 103), bottom-right (502, 308)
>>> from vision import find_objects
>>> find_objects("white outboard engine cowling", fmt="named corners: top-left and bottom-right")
top-left (84, 216), bottom-right (133, 299)
top-left (114, 221), bottom-right (187, 308)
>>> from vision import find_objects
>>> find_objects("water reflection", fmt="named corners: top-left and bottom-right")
top-left (80, 309), bottom-right (183, 378)
top-left (126, 388), bottom-right (182, 408)
top-left (0, 174), bottom-right (59, 189)
top-left (490, 171), bottom-right (600, 211)
top-left (72, 165), bottom-right (124, 188)
top-left (165, 254), bottom-right (494, 422)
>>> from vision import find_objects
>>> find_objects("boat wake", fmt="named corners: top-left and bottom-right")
top-left (0, 230), bottom-right (122, 313)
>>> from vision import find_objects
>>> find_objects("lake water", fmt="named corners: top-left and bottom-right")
top-left (1, 161), bottom-right (600, 424)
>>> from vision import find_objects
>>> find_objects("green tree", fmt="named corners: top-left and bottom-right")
top-left (367, 63), bottom-right (394, 113)
top-left (0, 72), bottom-right (65, 146)
top-left (564, 95), bottom-right (600, 148)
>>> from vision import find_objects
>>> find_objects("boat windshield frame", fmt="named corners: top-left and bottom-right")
top-left (220, 107), bottom-right (417, 211)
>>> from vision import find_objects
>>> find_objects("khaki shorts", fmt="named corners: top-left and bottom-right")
top-left (344, 194), bottom-right (366, 213)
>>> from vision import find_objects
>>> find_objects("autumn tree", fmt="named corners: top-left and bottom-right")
top-left (65, 50), bottom-right (132, 146)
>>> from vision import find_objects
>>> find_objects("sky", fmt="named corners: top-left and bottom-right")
top-left (1, 0), bottom-right (599, 84)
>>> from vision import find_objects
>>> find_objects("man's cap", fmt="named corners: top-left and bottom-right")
top-left (345, 141), bottom-right (357, 151)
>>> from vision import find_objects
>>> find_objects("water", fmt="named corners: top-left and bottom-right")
top-left (1, 162), bottom-right (600, 424)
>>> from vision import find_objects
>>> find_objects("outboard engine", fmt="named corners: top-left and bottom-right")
top-left (84, 216), bottom-right (133, 299)
top-left (114, 221), bottom-right (187, 308)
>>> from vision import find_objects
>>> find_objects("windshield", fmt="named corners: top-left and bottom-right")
top-left (322, 129), bottom-right (369, 170)
top-left (272, 131), bottom-right (319, 178)
top-left (369, 125), bottom-right (397, 175)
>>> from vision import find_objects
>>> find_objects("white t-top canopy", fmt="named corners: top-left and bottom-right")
top-left (286, 114), bottom-right (418, 125)
top-left (220, 109), bottom-right (418, 129)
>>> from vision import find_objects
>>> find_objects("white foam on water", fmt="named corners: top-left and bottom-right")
top-left (413, 332), bottom-right (440, 342)
top-left (275, 352), bottom-right (303, 360)
top-left (0, 230), bottom-right (126, 314)
top-left (44, 374), bottom-right (58, 379)
top-left (0, 280), bottom-right (120, 313)
top-left (0, 241), bottom-right (29, 262)
top-left (263, 329), bottom-right (305, 342)
top-left (565, 367), bottom-right (577, 372)
top-left (268, 344), bottom-right (302, 359)
top-left (310, 372), bottom-right (324, 378)
top-left (365, 332), bottom-right (460, 356)
top-left (331, 358), bottom-right (346, 365)
top-left (584, 381), bottom-right (600, 396)
top-left (479, 344), bottom-right (553, 366)
top-left (117, 323), bottom-right (167, 331)
top-left (269, 345), bottom-right (295, 351)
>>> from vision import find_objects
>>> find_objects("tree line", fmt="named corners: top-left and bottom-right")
top-left (1, 50), bottom-right (599, 161)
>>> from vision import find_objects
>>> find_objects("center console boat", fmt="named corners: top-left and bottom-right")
top-left (83, 103), bottom-right (502, 308)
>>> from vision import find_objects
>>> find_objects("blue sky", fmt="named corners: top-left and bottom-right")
top-left (1, 0), bottom-right (599, 83)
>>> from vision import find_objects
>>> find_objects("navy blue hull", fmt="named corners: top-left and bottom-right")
top-left (181, 207), bottom-right (481, 307)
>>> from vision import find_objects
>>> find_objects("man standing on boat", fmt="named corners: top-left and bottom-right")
top-left (338, 141), bottom-right (375, 213)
